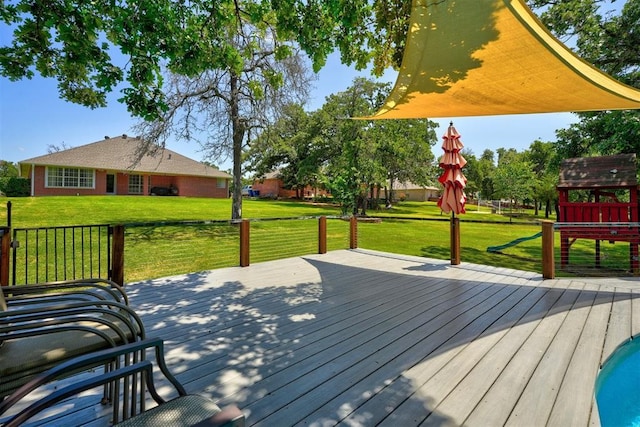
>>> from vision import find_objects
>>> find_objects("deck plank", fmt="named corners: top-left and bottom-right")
top-left (505, 281), bottom-right (593, 426)
top-left (458, 281), bottom-right (584, 426)
top-left (547, 283), bottom-right (611, 427)
top-left (239, 280), bottom-right (506, 424)
top-left (379, 279), bottom-right (562, 427)
top-left (366, 277), bottom-right (543, 427)
top-left (600, 288), bottom-right (632, 364)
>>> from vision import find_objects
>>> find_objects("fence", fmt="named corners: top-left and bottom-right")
top-left (1, 217), bottom-right (353, 286)
top-left (3, 217), bottom-right (639, 287)
top-left (356, 216), bottom-right (547, 274)
top-left (9, 224), bottom-right (112, 285)
top-left (554, 222), bottom-right (640, 276)
top-left (122, 217), bottom-right (352, 282)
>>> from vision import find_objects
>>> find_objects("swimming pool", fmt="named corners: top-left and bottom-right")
top-left (596, 338), bottom-right (640, 426)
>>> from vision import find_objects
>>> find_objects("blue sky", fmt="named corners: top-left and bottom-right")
top-left (0, 12), bottom-right (591, 172)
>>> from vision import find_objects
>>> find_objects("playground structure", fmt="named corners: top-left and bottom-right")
top-left (556, 154), bottom-right (640, 275)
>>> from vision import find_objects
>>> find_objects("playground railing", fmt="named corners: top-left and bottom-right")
top-left (554, 221), bottom-right (640, 277)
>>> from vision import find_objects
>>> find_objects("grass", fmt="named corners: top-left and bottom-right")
top-left (0, 196), bottom-right (340, 227)
top-left (3, 195), bottom-right (631, 282)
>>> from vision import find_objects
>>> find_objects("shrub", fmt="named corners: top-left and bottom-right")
top-left (3, 177), bottom-right (30, 197)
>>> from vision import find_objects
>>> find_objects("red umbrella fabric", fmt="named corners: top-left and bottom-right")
top-left (437, 122), bottom-right (467, 215)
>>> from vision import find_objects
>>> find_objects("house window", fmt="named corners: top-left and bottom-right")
top-left (128, 175), bottom-right (144, 194)
top-left (217, 179), bottom-right (226, 189)
top-left (46, 167), bottom-right (94, 189)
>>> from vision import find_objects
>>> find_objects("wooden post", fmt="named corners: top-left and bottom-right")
top-left (542, 220), bottom-right (555, 279)
top-left (240, 220), bottom-right (250, 267)
top-left (318, 216), bottom-right (327, 254)
top-left (349, 216), bottom-right (358, 249)
top-left (110, 225), bottom-right (125, 286)
top-left (0, 227), bottom-right (10, 286)
top-left (450, 216), bottom-right (461, 265)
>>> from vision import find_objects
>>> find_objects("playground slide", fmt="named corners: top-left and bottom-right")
top-left (487, 232), bottom-right (542, 253)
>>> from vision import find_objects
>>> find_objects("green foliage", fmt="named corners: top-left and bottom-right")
top-left (1, 0), bottom-right (411, 121)
top-left (0, 160), bottom-right (18, 178)
top-left (0, 161), bottom-right (20, 194)
top-left (2, 177), bottom-right (30, 197)
top-left (493, 160), bottom-right (536, 207)
top-left (529, 0), bottom-right (640, 159)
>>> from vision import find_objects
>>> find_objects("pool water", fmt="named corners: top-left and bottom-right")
top-left (596, 338), bottom-right (640, 426)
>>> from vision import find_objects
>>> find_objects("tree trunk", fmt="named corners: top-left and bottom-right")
top-left (360, 194), bottom-right (367, 216)
top-left (230, 73), bottom-right (245, 220)
top-left (545, 199), bottom-right (551, 219)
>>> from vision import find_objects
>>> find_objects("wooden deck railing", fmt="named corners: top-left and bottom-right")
top-left (12, 216), bottom-right (640, 286)
top-left (1, 217), bottom-right (354, 286)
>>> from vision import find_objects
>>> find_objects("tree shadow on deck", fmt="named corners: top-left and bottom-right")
top-left (125, 254), bottom-right (637, 426)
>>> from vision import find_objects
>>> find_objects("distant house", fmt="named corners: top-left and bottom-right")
top-left (251, 170), bottom-right (330, 199)
top-left (19, 135), bottom-right (232, 198)
top-left (392, 181), bottom-right (440, 202)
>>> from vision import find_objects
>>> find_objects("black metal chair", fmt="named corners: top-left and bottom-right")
top-left (0, 338), bottom-right (245, 426)
top-left (0, 279), bottom-right (145, 400)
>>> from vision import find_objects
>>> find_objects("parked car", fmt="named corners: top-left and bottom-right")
top-left (150, 186), bottom-right (178, 196)
top-left (241, 185), bottom-right (253, 196)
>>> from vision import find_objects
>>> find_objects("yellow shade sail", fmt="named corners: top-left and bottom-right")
top-left (369, 0), bottom-right (640, 119)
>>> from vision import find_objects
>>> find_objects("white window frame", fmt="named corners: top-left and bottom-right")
top-left (45, 167), bottom-right (95, 189)
top-left (128, 174), bottom-right (144, 194)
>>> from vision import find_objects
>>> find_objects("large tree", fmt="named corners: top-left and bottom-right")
top-left (316, 78), bottom-right (437, 214)
top-left (493, 159), bottom-right (536, 215)
top-left (246, 103), bottom-right (331, 198)
top-left (134, 28), bottom-right (313, 219)
top-left (525, 140), bottom-right (559, 217)
top-left (370, 118), bottom-right (438, 204)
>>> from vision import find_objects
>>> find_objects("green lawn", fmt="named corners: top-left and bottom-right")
top-left (0, 196), bottom-right (340, 227)
top-left (5, 196), bottom-right (624, 282)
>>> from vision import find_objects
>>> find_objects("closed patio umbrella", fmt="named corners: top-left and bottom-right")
top-left (437, 122), bottom-right (467, 216)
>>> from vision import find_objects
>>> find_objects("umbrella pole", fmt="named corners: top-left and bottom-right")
top-left (450, 213), bottom-right (461, 265)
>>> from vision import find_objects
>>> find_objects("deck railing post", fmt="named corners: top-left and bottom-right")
top-left (349, 216), bottom-right (358, 249)
top-left (240, 220), bottom-right (250, 267)
top-left (318, 216), bottom-right (327, 254)
top-left (450, 216), bottom-right (461, 265)
top-left (0, 227), bottom-right (10, 286)
top-left (541, 220), bottom-right (555, 279)
top-left (110, 225), bottom-right (125, 286)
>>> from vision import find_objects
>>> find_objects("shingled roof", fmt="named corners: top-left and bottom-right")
top-left (558, 154), bottom-right (638, 189)
top-left (19, 135), bottom-right (231, 179)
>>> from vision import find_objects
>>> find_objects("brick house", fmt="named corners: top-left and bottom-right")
top-left (251, 170), bottom-right (330, 199)
top-left (19, 135), bottom-right (231, 198)
top-left (392, 181), bottom-right (440, 202)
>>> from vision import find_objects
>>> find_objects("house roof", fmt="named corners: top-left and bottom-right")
top-left (367, 0), bottom-right (640, 119)
top-left (258, 170), bottom-right (282, 180)
top-left (558, 154), bottom-right (637, 189)
top-left (19, 135), bottom-right (231, 179)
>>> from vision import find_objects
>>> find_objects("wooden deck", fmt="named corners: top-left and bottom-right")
top-left (7, 249), bottom-right (640, 426)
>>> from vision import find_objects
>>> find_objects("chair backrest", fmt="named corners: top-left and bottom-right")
top-left (0, 338), bottom-right (244, 427)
